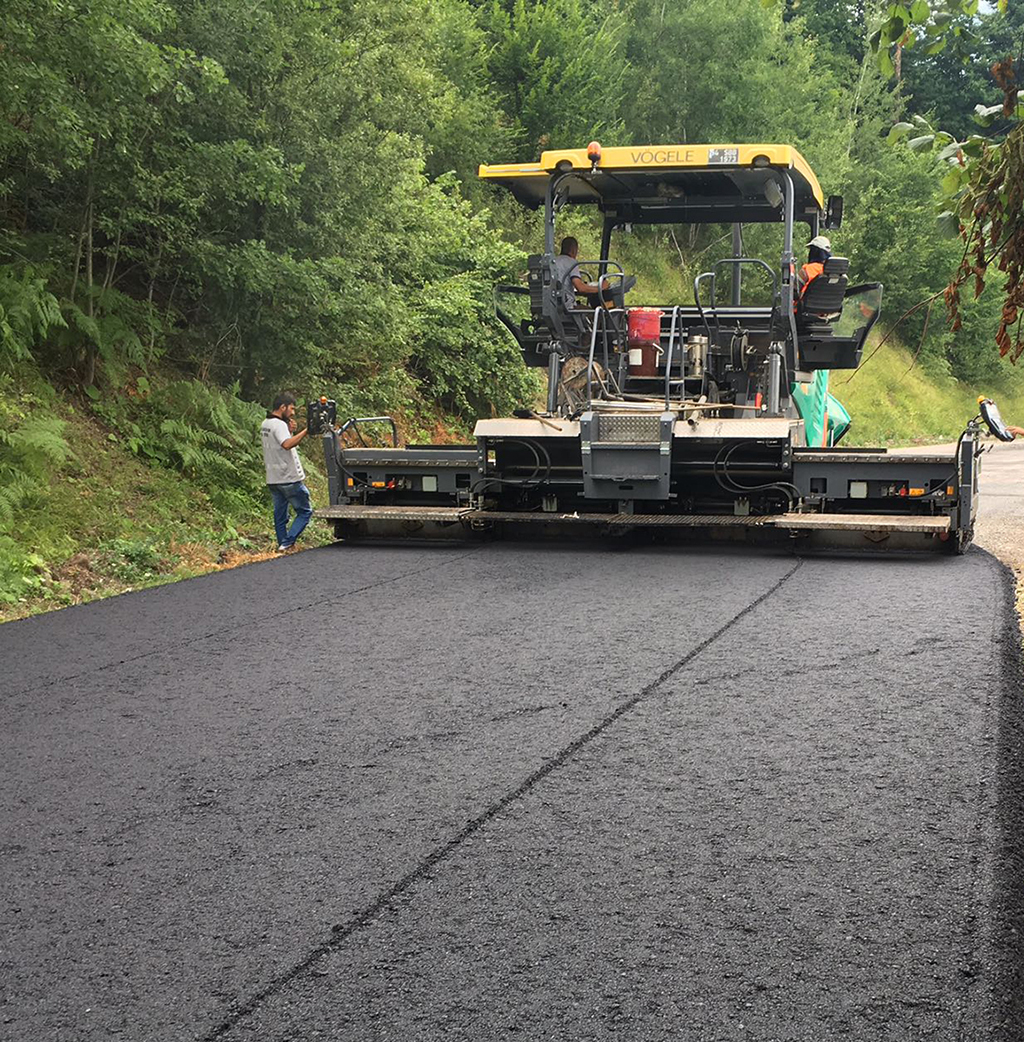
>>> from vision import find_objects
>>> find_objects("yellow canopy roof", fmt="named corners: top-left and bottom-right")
top-left (479, 143), bottom-right (824, 223)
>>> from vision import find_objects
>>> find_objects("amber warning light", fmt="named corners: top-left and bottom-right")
top-left (587, 141), bottom-right (602, 164)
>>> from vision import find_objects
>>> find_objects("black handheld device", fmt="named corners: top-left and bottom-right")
top-left (979, 397), bottom-right (1014, 442)
top-left (307, 398), bottom-right (337, 435)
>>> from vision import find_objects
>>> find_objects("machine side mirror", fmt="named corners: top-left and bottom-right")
top-left (825, 195), bottom-right (844, 230)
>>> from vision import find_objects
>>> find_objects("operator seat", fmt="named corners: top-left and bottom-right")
top-left (797, 256), bottom-right (849, 329)
top-left (527, 253), bottom-right (631, 353)
top-left (796, 262), bottom-right (881, 372)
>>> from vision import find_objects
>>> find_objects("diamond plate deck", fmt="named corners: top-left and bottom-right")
top-left (595, 413), bottom-right (663, 443)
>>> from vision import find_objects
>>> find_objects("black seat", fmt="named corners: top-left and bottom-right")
top-left (527, 252), bottom-right (581, 336)
top-left (491, 260), bottom-right (555, 367)
top-left (797, 281), bottom-right (883, 371)
top-left (522, 253), bottom-right (629, 362)
top-left (798, 256), bottom-right (849, 326)
top-left (527, 254), bottom-right (550, 314)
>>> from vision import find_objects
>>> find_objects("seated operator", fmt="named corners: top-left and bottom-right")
top-left (553, 236), bottom-right (616, 310)
top-left (797, 234), bottom-right (832, 299)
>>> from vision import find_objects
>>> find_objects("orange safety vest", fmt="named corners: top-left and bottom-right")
top-left (799, 261), bottom-right (824, 297)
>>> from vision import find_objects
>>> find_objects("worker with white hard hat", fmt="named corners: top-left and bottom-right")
top-left (798, 234), bottom-right (832, 298)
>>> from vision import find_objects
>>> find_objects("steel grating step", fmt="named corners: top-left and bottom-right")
top-left (469, 511), bottom-right (776, 526)
top-left (315, 504), bottom-right (952, 534)
top-left (792, 451), bottom-right (956, 466)
top-left (771, 512), bottom-right (951, 533)
top-left (315, 505), bottom-right (468, 521)
top-left (337, 456), bottom-right (475, 468)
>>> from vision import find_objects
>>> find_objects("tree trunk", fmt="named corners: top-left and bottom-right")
top-left (69, 221), bottom-right (85, 303)
top-left (147, 241), bottom-right (164, 357)
top-left (79, 141), bottom-right (99, 388)
top-left (102, 223), bottom-right (122, 296)
top-left (83, 199), bottom-right (95, 387)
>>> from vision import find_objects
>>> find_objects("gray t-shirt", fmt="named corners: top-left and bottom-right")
top-left (261, 417), bottom-right (305, 485)
top-left (552, 254), bottom-right (582, 307)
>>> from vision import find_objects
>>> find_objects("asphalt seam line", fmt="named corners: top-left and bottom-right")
top-left (201, 557), bottom-right (804, 1040)
top-left (11, 546), bottom-right (488, 699)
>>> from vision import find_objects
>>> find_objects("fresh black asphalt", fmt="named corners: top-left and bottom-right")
top-left (1, 541), bottom-right (1023, 1041)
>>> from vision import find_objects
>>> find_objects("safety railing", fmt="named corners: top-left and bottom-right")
top-left (584, 305), bottom-right (627, 404)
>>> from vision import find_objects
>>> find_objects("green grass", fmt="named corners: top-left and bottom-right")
top-left (0, 373), bottom-right (332, 623)
top-left (832, 338), bottom-right (1024, 446)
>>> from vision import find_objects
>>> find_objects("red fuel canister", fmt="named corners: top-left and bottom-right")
top-left (627, 308), bottom-right (663, 376)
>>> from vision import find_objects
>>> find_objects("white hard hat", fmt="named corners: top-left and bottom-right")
top-left (806, 234), bottom-right (832, 250)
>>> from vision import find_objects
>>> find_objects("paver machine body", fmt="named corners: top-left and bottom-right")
top-left (316, 142), bottom-right (986, 552)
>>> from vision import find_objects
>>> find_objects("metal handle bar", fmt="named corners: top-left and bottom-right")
top-left (711, 258), bottom-right (779, 299)
top-left (494, 283), bottom-right (530, 297)
top-left (696, 259), bottom-right (779, 309)
top-left (337, 416), bottom-right (399, 448)
top-left (561, 259), bottom-right (625, 306)
top-left (585, 306), bottom-right (627, 404)
top-left (586, 307), bottom-right (609, 403)
top-left (665, 306), bottom-right (681, 411)
top-left (693, 270), bottom-right (715, 308)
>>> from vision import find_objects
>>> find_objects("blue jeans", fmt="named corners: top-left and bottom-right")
top-left (269, 481), bottom-right (313, 547)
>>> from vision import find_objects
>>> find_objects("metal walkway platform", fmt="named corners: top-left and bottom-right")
top-left (315, 504), bottom-right (951, 534)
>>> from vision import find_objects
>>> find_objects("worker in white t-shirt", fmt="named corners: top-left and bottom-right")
top-left (260, 392), bottom-right (313, 551)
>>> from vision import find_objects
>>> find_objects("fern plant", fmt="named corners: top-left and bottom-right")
top-left (0, 374), bottom-right (70, 601)
top-left (0, 264), bottom-right (66, 369)
top-left (0, 416), bottom-right (71, 524)
top-left (94, 378), bottom-right (267, 513)
top-left (0, 376), bottom-right (70, 530)
top-left (58, 286), bottom-right (164, 387)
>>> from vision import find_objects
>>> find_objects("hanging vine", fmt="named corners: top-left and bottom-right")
top-left (944, 57), bottom-right (1024, 359)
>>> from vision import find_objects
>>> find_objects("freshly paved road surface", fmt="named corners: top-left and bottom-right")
top-left (2, 540), bottom-right (1023, 1041)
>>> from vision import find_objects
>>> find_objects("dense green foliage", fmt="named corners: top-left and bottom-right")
top-left (0, 0), bottom-right (1021, 608)
top-left (851, 0), bottom-right (1024, 370)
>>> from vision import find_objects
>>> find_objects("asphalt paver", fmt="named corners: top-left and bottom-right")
top-left (1, 541), bottom-right (1022, 1041)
